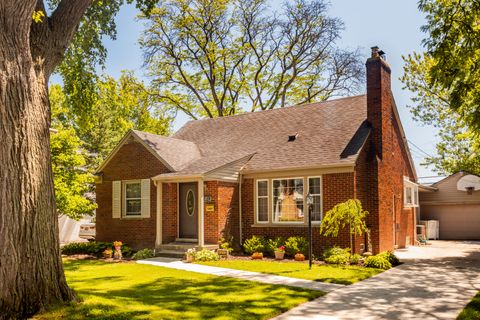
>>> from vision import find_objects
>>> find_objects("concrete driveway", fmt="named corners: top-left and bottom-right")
top-left (274, 241), bottom-right (480, 320)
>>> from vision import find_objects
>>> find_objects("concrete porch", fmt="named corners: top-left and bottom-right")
top-left (155, 241), bottom-right (218, 258)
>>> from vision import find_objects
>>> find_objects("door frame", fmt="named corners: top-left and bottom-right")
top-left (176, 180), bottom-right (204, 245)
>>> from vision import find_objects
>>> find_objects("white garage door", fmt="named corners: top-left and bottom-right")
top-left (421, 204), bottom-right (480, 240)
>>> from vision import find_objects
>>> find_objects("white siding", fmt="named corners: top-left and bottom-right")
top-left (420, 172), bottom-right (480, 205)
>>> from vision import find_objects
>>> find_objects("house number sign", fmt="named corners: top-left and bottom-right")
top-left (186, 190), bottom-right (195, 216)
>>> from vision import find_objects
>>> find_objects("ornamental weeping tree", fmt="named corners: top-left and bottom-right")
top-left (319, 199), bottom-right (368, 253)
top-left (0, 1), bottom-right (158, 318)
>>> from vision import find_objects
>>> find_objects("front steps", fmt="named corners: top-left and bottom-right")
top-left (155, 242), bottom-right (218, 259)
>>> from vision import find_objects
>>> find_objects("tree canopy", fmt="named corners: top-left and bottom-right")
top-left (401, 0), bottom-right (480, 175)
top-left (140, 0), bottom-right (363, 119)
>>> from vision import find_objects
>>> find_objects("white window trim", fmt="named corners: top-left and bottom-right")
top-left (307, 176), bottom-right (323, 223)
top-left (271, 177), bottom-right (305, 224)
top-left (403, 178), bottom-right (419, 208)
top-left (123, 180), bottom-right (142, 217)
top-left (256, 179), bottom-right (269, 224)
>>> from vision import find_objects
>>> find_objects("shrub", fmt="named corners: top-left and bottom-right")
top-left (323, 246), bottom-right (351, 265)
top-left (61, 241), bottom-right (132, 257)
top-left (285, 236), bottom-right (308, 256)
top-left (243, 236), bottom-right (266, 254)
top-left (364, 255), bottom-right (392, 270)
top-left (350, 253), bottom-right (362, 265)
top-left (219, 237), bottom-right (234, 253)
top-left (377, 251), bottom-right (400, 266)
top-left (266, 237), bottom-right (285, 255)
top-left (194, 249), bottom-right (220, 262)
top-left (132, 248), bottom-right (154, 260)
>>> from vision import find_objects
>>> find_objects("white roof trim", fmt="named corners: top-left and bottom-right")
top-left (95, 130), bottom-right (175, 174)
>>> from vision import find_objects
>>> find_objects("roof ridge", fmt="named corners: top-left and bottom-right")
top-left (177, 94), bottom-right (366, 128)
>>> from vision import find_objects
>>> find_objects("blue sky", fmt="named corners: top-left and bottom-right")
top-left (94, 1), bottom-right (440, 180)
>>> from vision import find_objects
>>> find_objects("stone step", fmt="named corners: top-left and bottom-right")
top-left (154, 250), bottom-right (186, 259)
top-left (158, 243), bottom-right (218, 252)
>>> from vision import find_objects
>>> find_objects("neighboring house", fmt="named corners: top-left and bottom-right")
top-left (419, 172), bottom-right (480, 240)
top-left (95, 47), bottom-right (418, 255)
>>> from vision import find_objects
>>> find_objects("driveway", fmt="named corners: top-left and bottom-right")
top-left (274, 241), bottom-right (480, 320)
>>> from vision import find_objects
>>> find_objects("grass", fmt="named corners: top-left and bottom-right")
top-left (458, 291), bottom-right (480, 320)
top-left (197, 260), bottom-right (383, 285)
top-left (34, 259), bottom-right (323, 320)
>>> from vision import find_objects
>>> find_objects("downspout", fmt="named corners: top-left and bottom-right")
top-left (238, 173), bottom-right (243, 247)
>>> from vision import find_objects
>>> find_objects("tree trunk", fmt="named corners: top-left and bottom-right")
top-left (0, 2), bottom-right (75, 318)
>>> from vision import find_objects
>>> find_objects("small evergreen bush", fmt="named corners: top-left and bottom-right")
top-left (350, 253), bottom-right (362, 265)
top-left (194, 249), bottom-right (220, 261)
top-left (132, 248), bottom-right (154, 260)
top-left (243, 236), bottom-right (266, 254)
top-left (323, 246), bottom-right (351, 265)
top-left (284, 236), bottom-right (308, 256)
top-left (377, 251), bottom-right (400, 266)
top-left (364, 255), bottom-right (392, 270)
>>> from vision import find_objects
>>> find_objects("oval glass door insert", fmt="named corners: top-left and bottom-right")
top-left (186, 189), bottom-right (195, 216)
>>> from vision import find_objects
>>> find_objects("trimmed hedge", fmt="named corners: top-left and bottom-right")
top-left (323, 246), bottom-right (351, 265)
top-left (364, 255), bottom-right (392, 270)
top-left (61, 241), bottom-right (133, 257)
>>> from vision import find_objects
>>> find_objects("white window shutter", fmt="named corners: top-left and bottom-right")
top-left (141, 179), bottom-right (151, 218)
top-left (112, 181), bottom-right (121, 218)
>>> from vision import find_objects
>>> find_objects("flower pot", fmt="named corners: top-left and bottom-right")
top-left (186, 254), bottom-right (194, 263)
top-left (294, 253), bottom-right (305, 261)
top-left (251, 252), bottom-right (263, 260)
top-left (275, 251), bottom-right (285, 260)
top-left (114, 245), bottom-right (122, 251)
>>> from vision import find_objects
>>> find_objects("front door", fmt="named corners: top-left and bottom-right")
top-left (179, 182), bottom-right (198, 239)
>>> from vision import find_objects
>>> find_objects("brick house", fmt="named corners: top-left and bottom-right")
top-left (95, 47), bottom-right (419, 255)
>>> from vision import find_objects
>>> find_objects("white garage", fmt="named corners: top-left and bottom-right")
top-left (419, 172), bottom-right (480, 240)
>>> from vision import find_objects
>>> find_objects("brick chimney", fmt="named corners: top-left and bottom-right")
top-left (366, 46), bottom-right (391, 160)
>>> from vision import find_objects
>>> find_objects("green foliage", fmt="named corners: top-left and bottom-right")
top-left (377, 251), bottom-right (400, 267)
top-left (219, 237), bottom-right (234, 253)
top-left (364, 255), bottom-right (392, 270)
top-left (320, 199), bottom-right (368, 252)
top-left (323, 247), bottom-right (350, 265)
top-left (350, 254), bottom-right (361, 265)
top-left (132, 249), bottom-right (154, 260)
top-left (193, 249), bottom-right (220, 262)
top-left (457, 291), bottom-right (480, 320)
top-left (284, 236), bottom-right (308, 256)
top-left (266, 237), bottom-right (286, 255)
top-left (140, 0), bottom-right (363, 119)
top-left (61, 241), bottom-right (132, 257)
top-left (243, 236), bottom-right (267, 254)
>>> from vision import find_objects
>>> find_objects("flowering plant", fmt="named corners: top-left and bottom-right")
top-left (186, 248), bottom-right (197, 256)
top-left (275, 245), bottom-right (285, 253)
top-left (113, 241), bottom-right (123, 247)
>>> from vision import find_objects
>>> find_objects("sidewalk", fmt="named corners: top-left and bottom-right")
top-left (138, 257), bottom-right (343, 292)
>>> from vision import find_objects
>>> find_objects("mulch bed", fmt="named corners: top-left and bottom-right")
top-left (62, 254), bottom-right (134, 263)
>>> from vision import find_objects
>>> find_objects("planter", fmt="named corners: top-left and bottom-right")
top-left (275, 251), bottom-right (285, 260)
top-left (185, 254), bottom-right (194, 263)
top-left (251, 252), bottom-right (263, 260)
top-left (294, 253), bottom-right (305, 261)
top-left (103, 250), bottom-right (113, 259)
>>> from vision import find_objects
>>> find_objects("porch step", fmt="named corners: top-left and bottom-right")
top-left (155, 242), bottom-right (218, 258)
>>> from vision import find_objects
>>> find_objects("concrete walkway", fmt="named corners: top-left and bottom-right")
top-left (274, 241), bottom-right (480, 320)
top-left (137, 257), bottom-right (343, 292)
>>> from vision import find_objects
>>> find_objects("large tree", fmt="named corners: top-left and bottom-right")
top-left (401, 0), bottom-right (480, 175)
top-left (0, 1), bottom-right (157, 318)
top-left (141, 0), bottom-right (363, 119)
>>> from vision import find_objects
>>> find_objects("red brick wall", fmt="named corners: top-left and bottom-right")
top-left (240, 173), bottom-right (357, 256)
top-left (162, 182), bottom-right (178, 244)
top-left (96, 138), bottom-right (170, 249)
top-left (204, 181), bottom-right (219, 244)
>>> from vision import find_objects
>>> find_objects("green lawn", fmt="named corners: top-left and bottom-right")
top-left (34, 259), bottom-right (323, 320)
top-left (197, 260), bottom-right (383, 285)
top-left (458, 291), bottom-right (480, 320)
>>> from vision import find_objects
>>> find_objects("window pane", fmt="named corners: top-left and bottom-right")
top-left (273, 178), bottom-right (304, 222)
top-left (309, 195), bottom-right (322, 221)
top-left (405, 187), bottom-right (412, 204)
top-left (126, 183), bottom-right (141, 198)
top-left (126, 199), bottom-right (141, 215)
top-left (309, 178), bottom-right (321, 194)
top-left (257, 197), bottom-right (268, 222)
top-left (257, 181), bottom-right (268, 197)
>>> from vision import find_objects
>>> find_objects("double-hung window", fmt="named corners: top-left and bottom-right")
top-left (124, 181), bottom-right (142, 216)
top-left (308, 177), bottom-right (322, 222)
top-left (256, 180), bottom-right (269, 223)
top-left (404, 178), bottom-right (419, 207)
